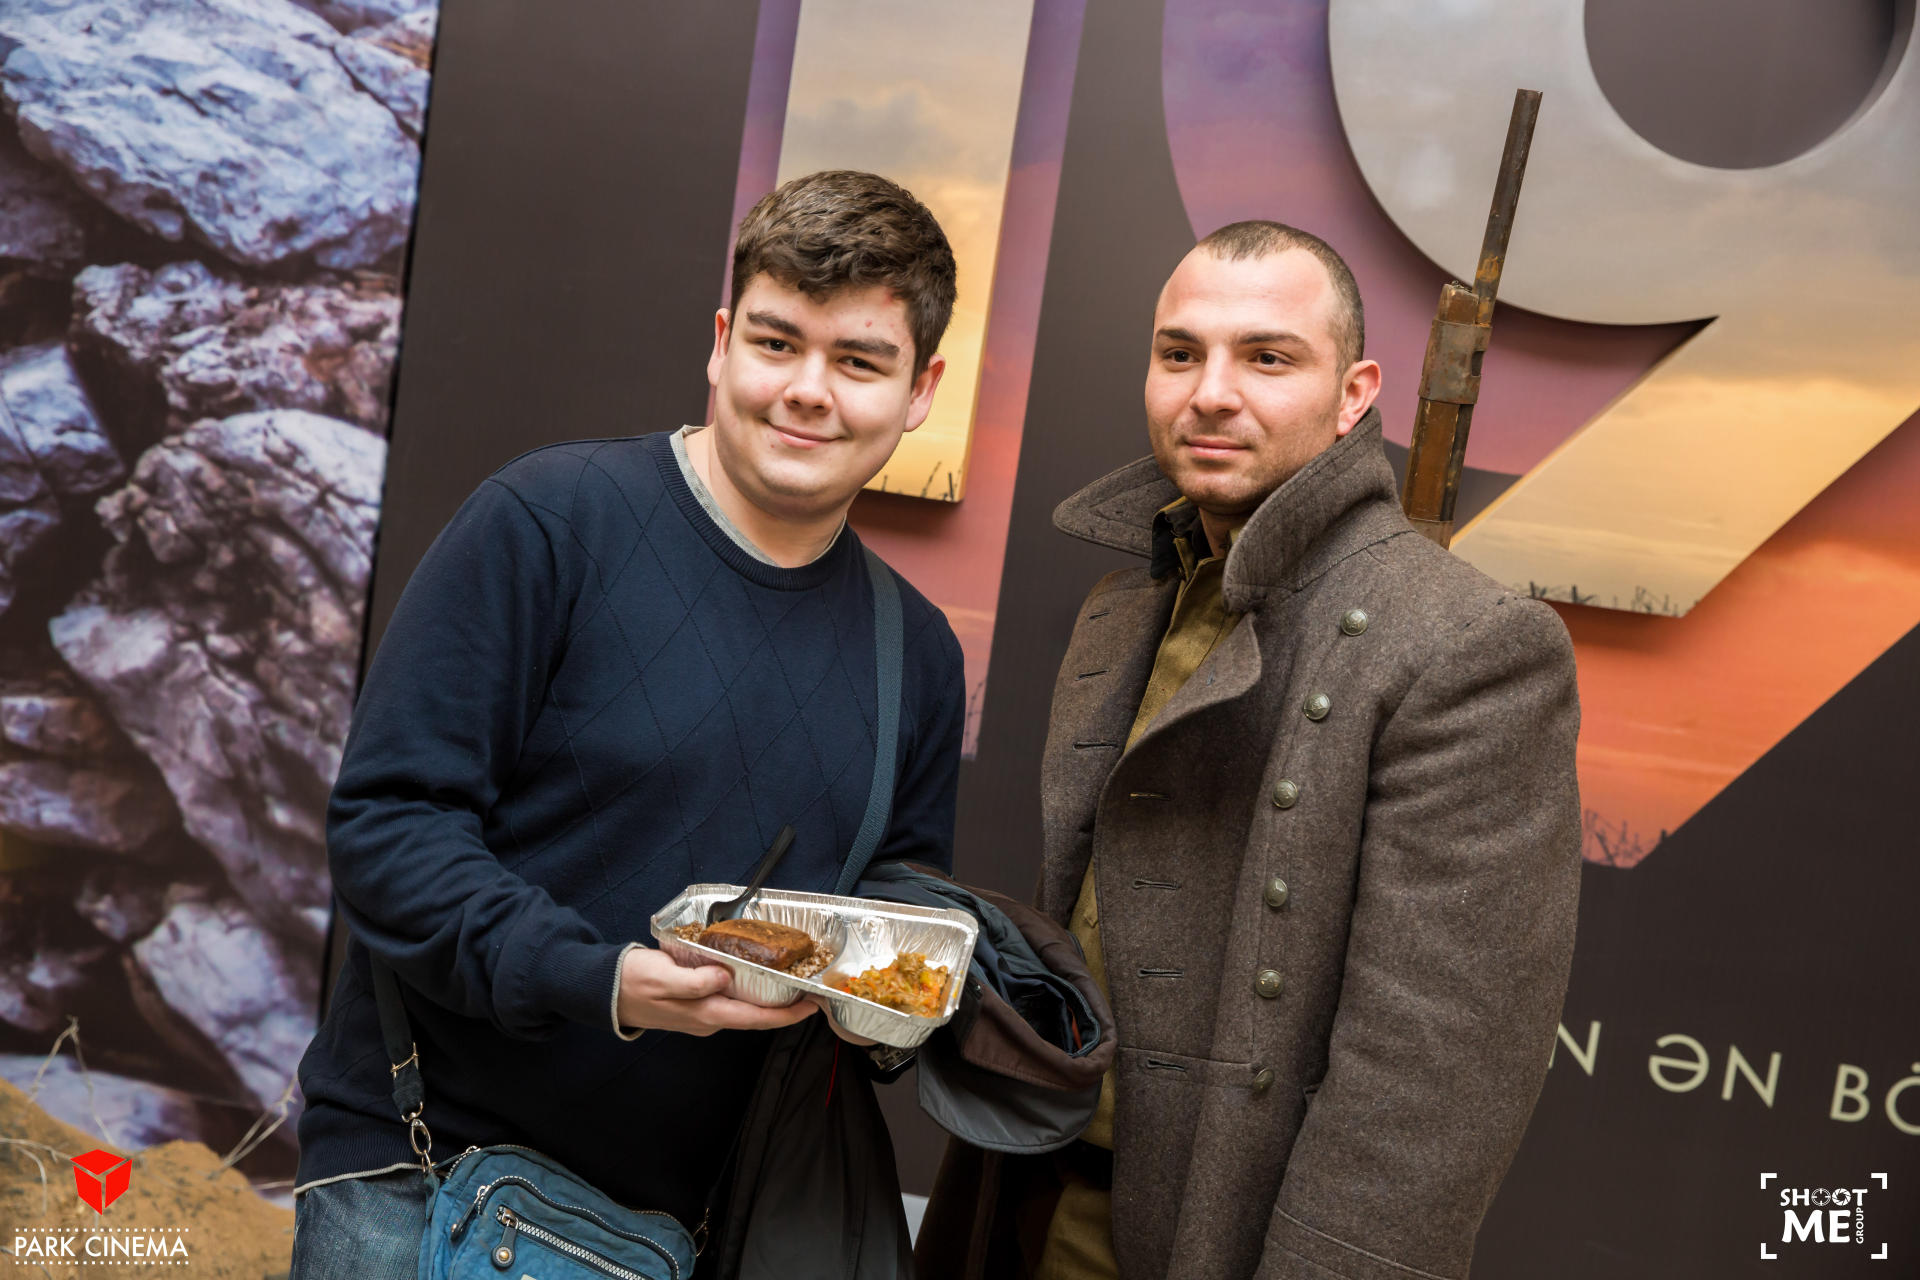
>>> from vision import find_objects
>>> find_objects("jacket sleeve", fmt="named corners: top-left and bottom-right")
top-left (1260, 597), bottom-right (1582, 1280)
top-left (327, 474), bottom-right (628, 1041)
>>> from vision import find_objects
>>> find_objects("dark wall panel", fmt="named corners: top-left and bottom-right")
top-left (368, 1), bottom-right (763, 650)
top-left (1477, 621), bottom-right (1920, 1277)
top-left (951, 0), bottom-right (1192, 900)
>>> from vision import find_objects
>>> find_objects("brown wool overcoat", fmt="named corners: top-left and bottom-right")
top-left (916, 410), bottom-right (1582, 1280)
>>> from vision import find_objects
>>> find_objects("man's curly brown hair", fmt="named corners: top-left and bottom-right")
top-left (730, 170), bottom-right (957, 375)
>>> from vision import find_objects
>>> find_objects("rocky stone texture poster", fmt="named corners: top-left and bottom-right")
top-left (0, 0), bottom-right (434, 1197)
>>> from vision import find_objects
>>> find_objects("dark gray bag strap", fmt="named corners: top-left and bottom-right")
top-left (368, 957), bottom-right (433, 1174)
top-left (836, 546), bottom-right (903, 894)
top-left (369, 542), bottom-right (905, 1138)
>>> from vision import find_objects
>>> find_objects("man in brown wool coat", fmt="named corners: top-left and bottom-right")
top-left (917, 222), bottom-right (1583, 1280)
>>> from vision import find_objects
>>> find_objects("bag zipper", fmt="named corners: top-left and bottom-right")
top-left (492, 1205), bottom-right (673, 1280)
top-left (444, 1144), bottom-right (660, 1234)
top-left (440, 1144), bottom-right (482, 1180)
top-left (448, 1163), bottom-right (683, 1236)
top-left (448, 1173), bottom-right (681, 1280)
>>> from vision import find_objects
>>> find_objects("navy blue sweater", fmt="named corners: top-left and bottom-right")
top-left (295, 430), bottom-right (964, 1224)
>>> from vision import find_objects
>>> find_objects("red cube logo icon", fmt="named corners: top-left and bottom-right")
top-left (72, 1149), bottom-right (129, 1213)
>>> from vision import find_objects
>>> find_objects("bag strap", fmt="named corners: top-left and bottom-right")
top-left (369, 957), bottom-right (434, 1177)
top-left (365, 540), bottom-right (906, 1171)
top-left (835, 546), bottom-right (903, 894)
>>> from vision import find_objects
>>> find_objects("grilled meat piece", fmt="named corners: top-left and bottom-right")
top-left (697, 918), bottom-right (816, 970)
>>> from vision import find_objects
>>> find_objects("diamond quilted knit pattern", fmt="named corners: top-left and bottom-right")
top-left (296, 430), bottom-right (964, 1221)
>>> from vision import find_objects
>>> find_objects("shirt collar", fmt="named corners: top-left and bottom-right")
top-left (1149, 498), bottom-right (1242, 582)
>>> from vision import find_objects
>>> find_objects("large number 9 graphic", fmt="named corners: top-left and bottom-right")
top-left (1329, 2), bottom-right (1920, 614)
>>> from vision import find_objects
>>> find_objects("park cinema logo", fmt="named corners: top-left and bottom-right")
top-left (8, 1149), bottom-right (191, 1265)
top-left (73, 1149), bottom-right (129, 1213)
top-left (1759, 1172), bottom-right (1891, 1262)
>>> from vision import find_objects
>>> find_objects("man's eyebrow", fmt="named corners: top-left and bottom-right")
top-left (744, 310), bottom-right (806, 339)
top-left (1155, 326), bottom-right (1311, 348)
top-left (1236, 329), bottom-right (1312, 348)
top-left (833, 335), bottom-right (900, 359)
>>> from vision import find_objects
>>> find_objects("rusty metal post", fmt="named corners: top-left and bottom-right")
top-left (1401, 88), bottom-right (1542, 547)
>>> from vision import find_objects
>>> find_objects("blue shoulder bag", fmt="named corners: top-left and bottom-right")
top-left (369, 547), bottom-right (904, 1280)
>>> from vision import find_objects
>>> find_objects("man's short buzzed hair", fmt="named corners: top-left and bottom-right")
top-left (1196, 221), bottom-right (1365, 370)
top-left (731, 170), bottom-right (957, 375)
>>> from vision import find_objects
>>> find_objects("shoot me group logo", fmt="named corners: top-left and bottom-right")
top-left (1760, 1172), bottom-right (1892, 1263)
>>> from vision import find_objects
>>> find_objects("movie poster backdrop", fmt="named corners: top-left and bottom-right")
top-left (3, 0), bottom-right (1912, 1270)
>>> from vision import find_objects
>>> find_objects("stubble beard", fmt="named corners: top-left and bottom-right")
top-left (1163, 392), bottom-right (1345, 524)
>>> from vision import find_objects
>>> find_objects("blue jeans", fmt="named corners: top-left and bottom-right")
top-left (290, 1169), bottom-right (430, 1280)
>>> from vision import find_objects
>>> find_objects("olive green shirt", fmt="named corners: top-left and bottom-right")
top-left (1039, 499), bottom-right (1244, 1279)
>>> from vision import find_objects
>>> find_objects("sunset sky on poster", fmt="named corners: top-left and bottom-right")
top-left (778, 0), bottom-right (1035, 504)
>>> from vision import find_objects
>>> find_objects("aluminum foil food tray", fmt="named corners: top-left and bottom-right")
top-left (651, 884), bottom-right (978, 1049)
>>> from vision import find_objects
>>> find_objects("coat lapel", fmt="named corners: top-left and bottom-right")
top-left (1117, 607), bottom-right (1262, 763)
top-left (1036, 572), bottom-right (1174, 922)
top-left (1069, 578), bottom-right (1172, 750)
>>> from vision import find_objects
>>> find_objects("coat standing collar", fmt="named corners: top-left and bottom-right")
top-left (1051, 407), bottom-right (1406, 611)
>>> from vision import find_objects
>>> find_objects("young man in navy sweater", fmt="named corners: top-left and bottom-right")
top-left (290, 170), bottom-right (967, 1277)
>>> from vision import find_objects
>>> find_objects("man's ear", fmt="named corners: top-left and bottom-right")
top-left (901, 352), bottom-right (947, 434)
top-left (706, 308), bottom-right (732, 390)
top-left (1335, 358), bottom-right (1382, 436)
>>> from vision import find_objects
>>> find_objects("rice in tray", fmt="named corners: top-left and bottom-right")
top-left (673, 921), bottom-right (834, 979)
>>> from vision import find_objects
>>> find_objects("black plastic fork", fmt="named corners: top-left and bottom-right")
top-left (705, 825), bottom-right (798, 925)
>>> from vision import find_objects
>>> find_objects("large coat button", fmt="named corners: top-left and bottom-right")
top-left (1251, 1067), bottom-right (1275, 1094)
top-left (1271, 779), bottom-right (1300, 809)
top-left (1303, 693), bottom-right (1331, 721)
top-left (1339, 608), bottom-right (1369, 636)
top-left (1255, 969), bottom-right (1284, 998)
top-left (1264, 877), bottom-right (1290, 909)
